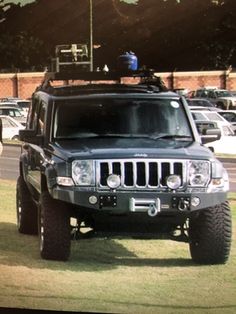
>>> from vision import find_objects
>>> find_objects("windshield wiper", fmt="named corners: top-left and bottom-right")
top-left (56, 134), bottom-right (136, 140)
top-left (152, 134), bottom-right (193, 140)
top-left (82, 134), bottom-right (154, 139)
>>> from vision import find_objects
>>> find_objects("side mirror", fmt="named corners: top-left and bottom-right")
top-left (19, 129), bottom-right (43, 145)
top-left (201, 128), bottom-right (221, 144)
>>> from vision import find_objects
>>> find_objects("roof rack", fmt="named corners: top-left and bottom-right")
top-left (44, 69), bottom-right (159, 81)
top-left (38, 69), bottom-right (167, 94)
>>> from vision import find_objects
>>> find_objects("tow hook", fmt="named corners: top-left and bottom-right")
top-left (178, 198), bottom-right (190, 211)
top-left (148, 203), bottom-right (159, 217)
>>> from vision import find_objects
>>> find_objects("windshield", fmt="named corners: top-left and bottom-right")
top-left (204, 112), bottom-right (225, 121)
top-left (17, 101), bottom-right (30, 109)
top-left (191, 111), bottom-right (225, 122)
top-left (215, 90), bottom-right (232, 97)
top-left (188, 99), bottom-right (214, 107)
top-left (53, 98), bottom-right (192, 140)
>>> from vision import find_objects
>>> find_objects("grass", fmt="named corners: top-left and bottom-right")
top-left (0, 179), bottom-right (235, 313)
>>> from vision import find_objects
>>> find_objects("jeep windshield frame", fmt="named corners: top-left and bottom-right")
top-left (52, 95), bottom-right (193, 141)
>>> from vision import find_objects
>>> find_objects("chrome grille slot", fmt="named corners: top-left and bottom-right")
top-left (97, 159), bottom-right (186, 190)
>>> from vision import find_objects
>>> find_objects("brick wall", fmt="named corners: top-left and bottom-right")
top-left (0, 72), bottom-right (44, 100)
top-left (157, 70), bottom-right (232, 91)
top-left (0, 70), bottom-right (236, 99)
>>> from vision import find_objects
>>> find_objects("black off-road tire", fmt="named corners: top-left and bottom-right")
top-left (39, 191), bottom-right (71, 261)
top-left (189, 202), bottom-right (232, 264)
top-left (216, 102), bottom-right (225, 110)
top-left (16, 176), bottom-right (38, 235)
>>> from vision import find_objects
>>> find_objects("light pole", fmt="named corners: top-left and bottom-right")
top-left (89, 0), bottom-right (93, 71)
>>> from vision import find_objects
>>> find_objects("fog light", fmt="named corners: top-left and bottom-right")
top-left (107, 174), bottom-right (121, 189)
top-left (191, 197), bottom-right (200, 207)
top-left (89, 195), bottom-right (98, 205)
top-left (166, 175), bottom-right (181, 190)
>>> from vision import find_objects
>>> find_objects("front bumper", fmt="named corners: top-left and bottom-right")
top-left (51, 186), bottom-right (228, 215)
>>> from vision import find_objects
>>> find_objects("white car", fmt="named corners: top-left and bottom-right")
top-left (8, 99), bottom-right (30, 118)
top-left (191, 110), bottom-right (236, 154)
top-left (0, 115), bottom-right (25, 140)
top-left (191, 110), bottom-right (232, 125)
top-left (218, 110), bottom-right (236, 133)
top-left (0, 98), bottom-right (30, 117)
top-left (0, 104), bottom-right (27, 125)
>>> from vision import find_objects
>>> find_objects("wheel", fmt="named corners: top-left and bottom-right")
top-left (189, 202), bottom-right (232, 264)
top-left (16, 176), bottom-right (38, 235)
top-left (216, 102), bottom-right (224, 110)
top-left (39, 191), bottom-right (71, 261)
top-left (12, 135), bottom-right (19, 141)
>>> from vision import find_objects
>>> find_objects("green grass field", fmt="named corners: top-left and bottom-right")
top-left (0, 179), bottom-right (235, 313)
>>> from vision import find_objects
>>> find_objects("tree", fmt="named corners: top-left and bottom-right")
top-left (0, 31), bottom-right (50, 71)
top-left (194, 2), bottom-right (236, 69)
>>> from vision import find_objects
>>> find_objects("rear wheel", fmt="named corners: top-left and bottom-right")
top-left (216, 102), bottom-right (225, 110)
top-left (16, 176), bottom-right (38, 235)
top-left (189, 202), bottom-right (232, 264)
top-left (39, 191), bottom-right (71, 261)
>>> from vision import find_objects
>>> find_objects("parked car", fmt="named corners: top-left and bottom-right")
top-left (191, 110), bottom-right (233, 126)
top-left (204, 122), bottom-right (236, 154)
top-left (218, 110), bottom-right (236, 133)
top-left (0, 115), bottom-right (25, 140)
top-left (186, 98), bottom-right (220, 111)
top-left (0, 97), bottom-right (20, 102)
top-left (0, 105), bottom-right (27, 125)
top-left (0, 98), bottom-right (30, 117)
top-left (189, 106), bottom-right (222, 112)
top-left (173, 88), bottom-right (189, 97)
top-left (194, 88), bottom-right (236, 110)
top-left (191, 111), bottom-right (236, 154)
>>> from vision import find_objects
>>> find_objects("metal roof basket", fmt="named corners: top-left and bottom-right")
top-left (51, 44), bottom-right (92, 72)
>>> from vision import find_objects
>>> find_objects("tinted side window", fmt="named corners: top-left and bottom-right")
top-left (27, 99), bottom-right (37, 130)
top-left (27, 97), bottom-right (46, 133)
top-left (208, 91), bottom-right (216, 98)
top-left (38, 102), bottom-right (46, 135)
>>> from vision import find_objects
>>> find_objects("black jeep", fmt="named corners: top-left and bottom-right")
top-left (17, 71), bottom-right (232, 263)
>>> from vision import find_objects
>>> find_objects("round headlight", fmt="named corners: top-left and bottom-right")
top-left (107, 174), bottom-right (121, 189)
top-left (166, 175), bottom-right (181, 190)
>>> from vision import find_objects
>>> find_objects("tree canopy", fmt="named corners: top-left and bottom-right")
top-left (0, 0), bottom-right (235, 72)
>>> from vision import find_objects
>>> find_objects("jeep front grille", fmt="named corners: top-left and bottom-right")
top-left (96, 159), bottom-right (187, 190)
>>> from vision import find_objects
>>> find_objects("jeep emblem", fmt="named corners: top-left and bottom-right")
top-left (134, 153), bottom-right (148, 157)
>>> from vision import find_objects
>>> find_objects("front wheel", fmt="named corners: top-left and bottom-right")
top-left (39, 191), bottom-right (71, 261)
top-left (12, 135), bottom-right (19, 141)
top-left (189, 202), bottom-right (232, 264)
top-left (16, 176), bottom-right (38, 235)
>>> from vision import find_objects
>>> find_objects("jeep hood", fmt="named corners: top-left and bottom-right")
top-left (49, 137), bottom-right (214, 161)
